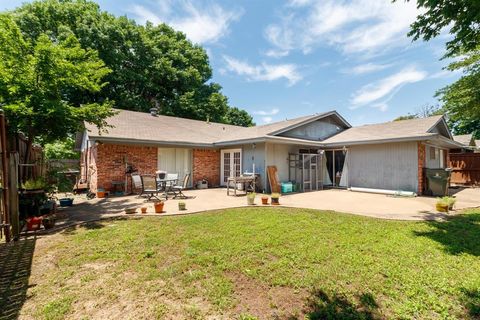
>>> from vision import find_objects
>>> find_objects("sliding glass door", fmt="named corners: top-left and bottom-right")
top-left (323, 149), bottom-right (348, 188)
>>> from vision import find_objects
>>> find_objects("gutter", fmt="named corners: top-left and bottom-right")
top-left (321, 134), bottom-right (438, 147)
top-left (88, 136), bottom-right (215, 148)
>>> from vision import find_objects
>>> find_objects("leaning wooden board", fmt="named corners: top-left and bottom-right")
top-left (267, 166), bottom-right (281, 193)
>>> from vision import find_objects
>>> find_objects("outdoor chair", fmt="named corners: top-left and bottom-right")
top-left (164, 173), bottom-right (178, 194)
top-left (140, 175), bottom-right (161, 201)
top-left (131, 174), bottom-right (143, 196)
top-left (172, 173), bottom-right (190, 199)
top-left (156, 170), bottom-right (167, 190)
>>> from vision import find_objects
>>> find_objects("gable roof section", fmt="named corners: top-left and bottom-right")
top-left (214, 111), bottom-right (351, 144)
top-left (453, 134), bottom-right (475, 146)
top-left (322, 115), bottom-right (450, 146)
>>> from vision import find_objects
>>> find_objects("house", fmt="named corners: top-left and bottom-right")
top-left (78, 109), bottom-right (462, 195)
top-left (451, 134), bottom-right (477, 153)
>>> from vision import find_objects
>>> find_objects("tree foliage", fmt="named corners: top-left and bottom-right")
top-left (401, 0), bottom-right (480, 57)
top-left (436, 47), bottom-right (480, 138)
top-left (400, 0), bottom-right (480, 138)
top-left (0, 14), bottom-right (114, 145)
top-left (44, 137), bottom-right (80, 160)
top-left (10, 0), bottom-right (254, 126)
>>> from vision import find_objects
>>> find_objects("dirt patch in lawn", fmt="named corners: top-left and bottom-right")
top-left (228, 272), bottom-right (308, 319)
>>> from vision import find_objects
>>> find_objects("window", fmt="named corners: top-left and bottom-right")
top-left (429, 147), bottom-right (437, 160)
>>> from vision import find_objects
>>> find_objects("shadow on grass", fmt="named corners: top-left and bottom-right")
top-left (0, 237), bottom-right (36, 320)
top-left (414, 212), bottom-right (480, 256)
top-left (303, 289), bottom-right (380, 320)
top-left (461, 288), bottom-right (480, 319)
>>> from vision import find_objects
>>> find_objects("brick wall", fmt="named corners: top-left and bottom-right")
top-left (192, 149), bottom-right (220, 187)
top-left (417, 142), bottom-right (426, 195)
top-left (93, 143), bottom-right (158, 193)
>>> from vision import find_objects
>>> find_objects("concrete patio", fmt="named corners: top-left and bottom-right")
top-left (43, 187), bottom-right (480, 233)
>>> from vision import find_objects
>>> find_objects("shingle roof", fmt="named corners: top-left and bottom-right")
top-left (86, 109), bottom-right (346, 145)
top-left (453, 134), bottom-right (474, 146)
top-left (85, 109), bottom-right (243, 145)
top-left (322, 115), bottom-right (444, 145)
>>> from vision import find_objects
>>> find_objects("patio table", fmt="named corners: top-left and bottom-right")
top-left (227, 176), bottom-right (256, 196)
top-left (157, 178), bottom-right (178, 199)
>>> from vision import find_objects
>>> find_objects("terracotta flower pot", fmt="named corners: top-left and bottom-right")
top-left (154, 202), bottom-right (164, 213)
top-left (261, 197), bottom-right (269, 205)
top-left (141, 207), bottom-right (147, 214)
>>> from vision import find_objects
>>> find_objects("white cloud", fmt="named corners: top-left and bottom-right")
top-left (344, 63), bottom-right (393, 75)
top-left (262, 116), bottom-right (273, 124)
top-left (253, 108), bottom-right (280, 116)
top-left (223, 55), bottom-right (302, 85)
top-left (131, 1), bottom-right (242, 44)
top-left (350, 66), bottom-right (427, 109)
top-left (264, 0), bottom-right (421, 57)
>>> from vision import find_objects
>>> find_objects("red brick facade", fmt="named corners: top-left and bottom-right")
top-left (417, 142), bottom-right (425, 195)
top-left (82, 144), bottom-right (221, 193)
top-left (192, 149), bottom-right (221, 187)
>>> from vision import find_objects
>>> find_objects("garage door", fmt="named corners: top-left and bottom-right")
top-left (157, 148), bottom-right (192, 187)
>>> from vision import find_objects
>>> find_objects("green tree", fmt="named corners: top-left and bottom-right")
top-left (225, 107), bottom-right (255, 127)
top-left (44, 137), bottom-right (80, 160)
top-left (400, 0), bottom-right (480, 57)
top-left (11, 0), bottom-right (254, 126)
top-left (0, 14), bottom-right (113, 158)
top-left (400, 0), bottom-right (480, 138)
top-left (436, 47), bottom-right (480, 138)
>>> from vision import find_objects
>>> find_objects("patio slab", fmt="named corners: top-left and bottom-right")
top-left (44, 187), bottom-right (480, 233)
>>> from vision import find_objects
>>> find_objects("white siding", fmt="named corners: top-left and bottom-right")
top-left (279, 116), bottom-right (345, 140)
top-left (265, 143), bottom-right (298, 192)
top-left (348, 142), bottom-right (418, 192)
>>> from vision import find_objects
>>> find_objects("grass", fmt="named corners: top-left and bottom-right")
top-left (19, 207), bottom-right (480, 319)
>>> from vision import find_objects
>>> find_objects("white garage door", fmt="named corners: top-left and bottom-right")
top-left (157, 148), bottom-right (192, 187)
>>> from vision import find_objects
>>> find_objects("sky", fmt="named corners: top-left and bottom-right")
top-left (1, 0), bottom-right (461, 126)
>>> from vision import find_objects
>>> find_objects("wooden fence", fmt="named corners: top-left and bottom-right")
top-left (449, 153), bottom-right (480, 186)
top-left (9, 133), bottom-right (44, 182)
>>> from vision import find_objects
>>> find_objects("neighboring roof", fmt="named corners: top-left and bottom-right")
top-left (85, 109), bottom-right (243, 146)
top-left (453, 134), bottom-right (475, 146)
top-left (322, 115), bottom-right (447, 146)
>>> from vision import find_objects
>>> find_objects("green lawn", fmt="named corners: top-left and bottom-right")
top-left (20, 207), bottom-right (480, 319)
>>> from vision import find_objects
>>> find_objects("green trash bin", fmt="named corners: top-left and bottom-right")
top-left (425, 168), bottom-right (451, 196)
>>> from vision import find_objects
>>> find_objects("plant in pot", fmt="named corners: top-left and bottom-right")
top-left (442, 196), bottom-right (456, 211)
top-left (154, 201), bottom-right (164, 213)
top-left (42, 214), bottom-right (56, 229)
top-left (435, 198), bottom-right (449, 213)
top-left (178, 201), bottom-right (186, 211)
top-left (247, 192), bottom-right (256, 205)
top-left (55, 171), bottom-right (75, 207)
top-left (141, 206), bottom-right (148, 214)
top-left (271, 193), bottom-right (280, 205)
top-left (261, 194), bottom-right (269, 205)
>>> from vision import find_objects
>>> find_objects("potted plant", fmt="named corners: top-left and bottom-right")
top-left (271, 193), bottom-right (280, 205)
top-left (443, 196), bottom-right (456, 210)
top-left (154, 201), bottom-right (164, 213)
top-left (435, 198), bottom-right (449, 213)
top-left (247, 192), bottom-right (256, 205)
top-left (261, 195), bottom-right (269, 205)
top-left (42, 214), bottom-right (56, 229)
top-left (141, 206), bottom-right (148, 214)
top-left (125, 207), bottom-right (137, 214)
top-left (178, 201), bottom-right (186, 211)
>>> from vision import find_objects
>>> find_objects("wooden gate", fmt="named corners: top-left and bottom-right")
top-left (449, 153), bottom-right (480, 186)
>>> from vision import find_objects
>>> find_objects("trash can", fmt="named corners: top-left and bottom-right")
top-left (425, 168), bottom-right (452, 196)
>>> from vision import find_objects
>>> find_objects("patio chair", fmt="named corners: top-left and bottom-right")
top-left (131, 174), bottom-right (143, 195)
top-left (140, 175), bottom-right (161, 201)
top-left (164, 173), bottom-right (178, 194)
top-left (172, 173), bottom-right (190, 199)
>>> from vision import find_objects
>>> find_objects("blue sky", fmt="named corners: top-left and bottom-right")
top-left (1, 0), bottom-right (461, 126)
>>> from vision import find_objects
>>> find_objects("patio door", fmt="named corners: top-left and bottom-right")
top-left (157, 148), bottom-right (192, 186)
top-left (220, 149), bottom-right (242, 186)
top-left (323, 149), bottom-right (348, 188)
